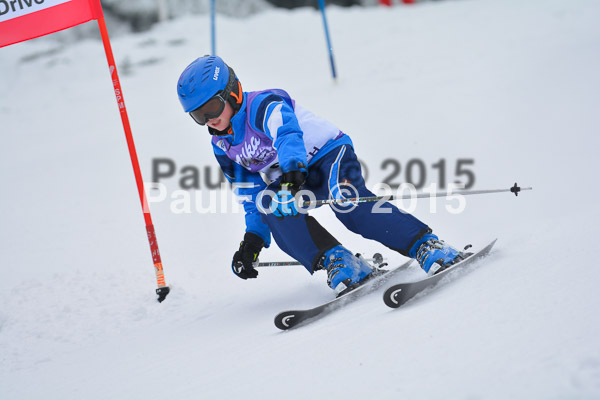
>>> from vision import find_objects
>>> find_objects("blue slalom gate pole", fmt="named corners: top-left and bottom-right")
top-left (210, 0), bottom-right (216, 55)
top-left (317, 0), bottom-right (337, 80)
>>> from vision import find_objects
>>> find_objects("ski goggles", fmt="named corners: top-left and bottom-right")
top-left (189, 94), bottom-right (227, 126)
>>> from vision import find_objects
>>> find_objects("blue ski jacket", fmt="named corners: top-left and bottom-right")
top-left (211, 89), bottom-right (353, 247)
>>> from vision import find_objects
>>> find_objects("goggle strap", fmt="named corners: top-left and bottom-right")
top-left (221, 66), bottom-right (237, 104)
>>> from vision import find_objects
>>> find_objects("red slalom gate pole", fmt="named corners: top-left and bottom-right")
top-left (95, 9), bottom-right (170, 302)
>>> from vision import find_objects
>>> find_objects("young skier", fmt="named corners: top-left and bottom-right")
top-left (177, 55), bottom-right (466, 296)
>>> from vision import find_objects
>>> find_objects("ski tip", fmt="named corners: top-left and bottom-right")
top-left (383, 286), bottom-right (405, 309)
top-left (274, 312), bottom-right (297, 331)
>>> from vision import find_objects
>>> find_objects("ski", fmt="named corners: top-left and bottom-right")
top-left (274, 259), bottom-right (414, 330)
top-left (382, 239), bottom-right (497, 309)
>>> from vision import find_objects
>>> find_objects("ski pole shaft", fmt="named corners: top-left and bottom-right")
top-left (317, 0), bottom-right (337, 80)
top-left (301, 183), bottom-right (532, 208)
top-left (256, 254), bottom-right (385, 267)
top-left (256, 261), bottom-right (305, 267)
top-left (210, 0), bottom-right (216, 55)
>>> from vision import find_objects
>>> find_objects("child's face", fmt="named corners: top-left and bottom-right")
top-left (206, 101), bottom-right (233, 131)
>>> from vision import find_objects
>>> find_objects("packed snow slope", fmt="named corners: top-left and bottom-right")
top-left (1, 0), bottom-right (600, 399)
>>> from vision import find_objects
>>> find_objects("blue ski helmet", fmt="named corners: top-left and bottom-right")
top-left (177, 55), bottom-right (243, 114)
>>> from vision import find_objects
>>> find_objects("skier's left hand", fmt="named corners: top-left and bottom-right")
top-left (270, 170), bottom-right (305, 219)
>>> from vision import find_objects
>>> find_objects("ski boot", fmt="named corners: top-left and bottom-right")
top-left (409, 232), bottom-right (469, 276)
top-left (320, 245), bottom-right (374, 296)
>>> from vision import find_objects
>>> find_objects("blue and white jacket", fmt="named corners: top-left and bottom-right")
top-left (211, 89), bottom-right (353, 247)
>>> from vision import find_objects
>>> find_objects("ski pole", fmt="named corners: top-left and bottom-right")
top-left (210, 0), bottom-right (216, 55)
top-left (317, 0), bottom-right (337, 80)
top-left (301, 182), bottom-right (532, 208)
top-left (256, 253), bottom-right (385, 268)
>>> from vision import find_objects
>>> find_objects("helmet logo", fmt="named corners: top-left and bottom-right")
top-left (213, 66), bottom-right (220, 81)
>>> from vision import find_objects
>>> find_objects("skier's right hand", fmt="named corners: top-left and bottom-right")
top-left (231, 232), bottom-right (264, 280)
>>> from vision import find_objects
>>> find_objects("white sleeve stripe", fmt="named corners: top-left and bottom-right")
top-left (262, 101), bottom-right (282, 132)
top-left (261, 101), bottom-right (277, 133)
top-left (264, 102), bottom-right (284, 140)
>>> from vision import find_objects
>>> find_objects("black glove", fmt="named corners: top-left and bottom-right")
top-left (232, 232), bottom-right (265, 280)
top-left (280, 170), bottom-right (306, 195)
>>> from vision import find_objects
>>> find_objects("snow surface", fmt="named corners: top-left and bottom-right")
top-left (1, 0), bottom-right (600, 398)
